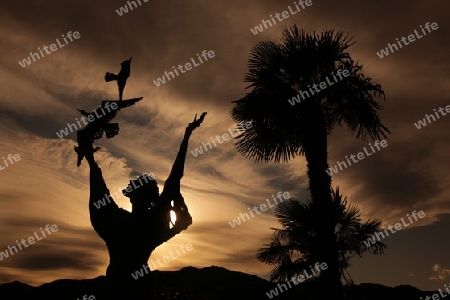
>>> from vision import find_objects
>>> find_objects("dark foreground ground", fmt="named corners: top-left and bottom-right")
top-left (0, 266), bottom-right (438, 299)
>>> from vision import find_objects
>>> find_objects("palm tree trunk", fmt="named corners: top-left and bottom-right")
top-left (302, 107), bottom-right (342, 300)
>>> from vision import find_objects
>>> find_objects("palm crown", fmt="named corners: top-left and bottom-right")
top-left (231, 26), bottom-right (389, 163)
top-left (257, 187), bottom-right (386, 284)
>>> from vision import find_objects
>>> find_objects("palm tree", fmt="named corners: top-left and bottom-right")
top-left (257, 188), bottom-right (386, 295)
top-left (231, 26), bottom-right (389, 298)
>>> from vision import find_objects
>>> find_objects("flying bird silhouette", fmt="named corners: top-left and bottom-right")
top-left (74, 97), bottom-right (143, 167)
top-left (105, 57), bottom-right (132, 101)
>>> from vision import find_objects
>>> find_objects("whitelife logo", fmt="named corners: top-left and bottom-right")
top-left (55, 102), bottom-right (119, 138)
top-left (363, 210), bottom-right (425, 248)
top-left (0, 225), bottom-right (58, 261)
top-left (93, 173), bottom-right (155, 209)
top-left (414, 105), bottom-right (450, 130)
top-left (190, 121), bottom-right (252, 157)
top-left (18, 31), bottom-right (81, 68)
top-left (376, 22), bottom-right (439, 59)
top-left (228, 191), bottom-right (291, 228)
top-left (0, 153), bottom-right (21, 171)
top-left (77, 296), bottom-right (95, 300)
top-left (287, 68), bottom-right (350, 106)
top-left (265, 262), bottom-right (328, 298)
top-left (153, 50), bottom-right (215, 87)
top-left (250, 0), bottom-right (313, 35)
top-left (131, 243), bottom-right (193, 280)
top-left (325, 140), bottom-right (388, 176)
top-left (115, 0), bottom-right (149, 16)
top-left (421, 282), bottom-right (450, 300)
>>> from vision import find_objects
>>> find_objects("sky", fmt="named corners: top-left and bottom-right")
top-left (0, 0), bottom-right (449, 292)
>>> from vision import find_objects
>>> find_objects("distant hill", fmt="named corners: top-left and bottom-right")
top-left (0, 266), bottom-right (438, 299)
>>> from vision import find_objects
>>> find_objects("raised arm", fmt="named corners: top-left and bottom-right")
top-left (85, 149), bottom-right (111, 207)
top-left (154, 113), bottom-right (206, 245)
top-left (162, 112), bottom-right (207, 196)
top-left (76, 144), bottom-right (120, 237)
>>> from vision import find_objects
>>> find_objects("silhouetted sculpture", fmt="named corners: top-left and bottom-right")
top-left (79, 112), bottom-right (206, 299)
top-left (74, 97), bottom-right (143, 167)
top-left (105, 57), bottom-right (132, 101)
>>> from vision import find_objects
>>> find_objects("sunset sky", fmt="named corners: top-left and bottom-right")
top-left (0, 0), bottom-right (449, 292)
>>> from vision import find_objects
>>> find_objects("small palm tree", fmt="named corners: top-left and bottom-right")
top-left (257, 187), bottom-right (386, 287)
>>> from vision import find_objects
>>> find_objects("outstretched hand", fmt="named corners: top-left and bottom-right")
top-left (186, 112), bottom-right (207, 132)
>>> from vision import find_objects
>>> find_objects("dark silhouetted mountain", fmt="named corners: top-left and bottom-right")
top-left (0, 266), bottom-right (438, 299)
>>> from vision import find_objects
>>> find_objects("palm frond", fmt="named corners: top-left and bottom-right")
top-left (231, 25), bottom-right (389, 163)
top-left (258, 187), bottom-right (387, 283)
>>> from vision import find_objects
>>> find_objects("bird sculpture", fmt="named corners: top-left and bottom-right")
top-left (105, 57), bottom-right (132, 101)
top-left (74, 97), bottom-right (143, 167)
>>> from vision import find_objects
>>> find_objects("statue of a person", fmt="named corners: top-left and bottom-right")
top-left (79, 112), bottom-right (206, 299)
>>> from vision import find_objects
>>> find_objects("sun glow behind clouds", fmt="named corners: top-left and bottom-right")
top-left (170, 210), bottom-right (177, 229)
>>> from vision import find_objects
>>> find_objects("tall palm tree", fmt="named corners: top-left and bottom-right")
top-left (231, 26), bottom-right (389, 298)
top-left (257, 187), bottom-right (386, 288)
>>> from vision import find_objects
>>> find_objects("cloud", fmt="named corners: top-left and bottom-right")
top-left (1, 0), bottom-right (450, 293)
top-left (430, 264), bottom-right (450, 281)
